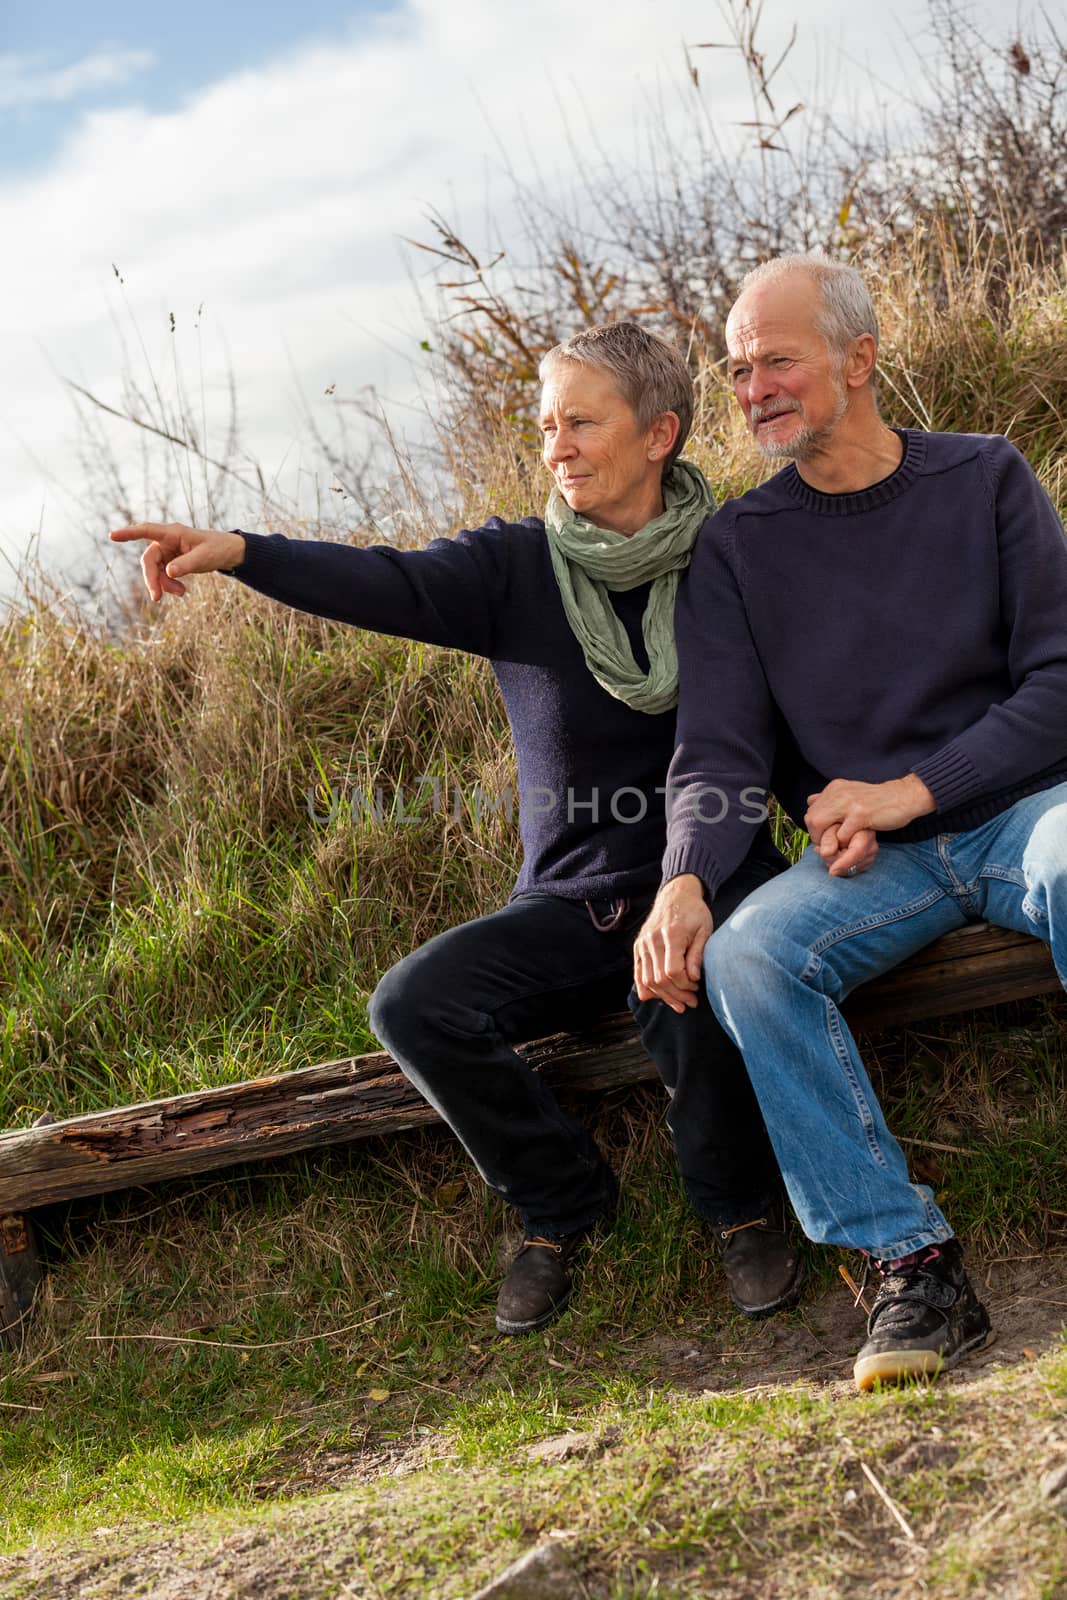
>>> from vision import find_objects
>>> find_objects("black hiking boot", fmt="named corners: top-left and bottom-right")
top-left (495, 1233), bottom-right (586, 1335)
top-left (853, 1237), bottom-right (992, 1391)
top-left (716, 1196), bottom-right (804, 1318)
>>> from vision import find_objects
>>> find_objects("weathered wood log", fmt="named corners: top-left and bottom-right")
top-left (0, 924), bottom-right (1058, 1222)
top-left (0, 1016), bottom-right (651, 1217)
top-left (844, 920), bottom-right (1061, 1028)
top-left (0, 1213), bottom-right (44, 1347)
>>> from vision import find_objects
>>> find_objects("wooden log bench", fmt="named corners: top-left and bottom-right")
top-left (0, 922), bottom-right (1060, 1347)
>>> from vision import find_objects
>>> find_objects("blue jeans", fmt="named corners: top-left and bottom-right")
top-left (702, 783), bottom-right (1067, 1259)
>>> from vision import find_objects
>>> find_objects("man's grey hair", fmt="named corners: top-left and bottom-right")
top-left (539, 322), bottom-right (694, 469)
top-left (735, 253), bottom-right (879, 364)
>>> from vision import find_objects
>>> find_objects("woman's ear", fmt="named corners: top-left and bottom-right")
top-left (648, 411), bottom-right (681, 461)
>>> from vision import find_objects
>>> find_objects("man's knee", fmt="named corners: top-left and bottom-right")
top-left (1024, 804), bottom-right (1067, 901)
top-left (702, 904), bottom-right (815, 1022)
top-left (704, 912), bottom-right (773, 989)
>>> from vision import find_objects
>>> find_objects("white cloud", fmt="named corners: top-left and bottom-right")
top-left (0, 0), bottom-right (1027, 594)
top-left (0, 49), bottom-right (157, 111)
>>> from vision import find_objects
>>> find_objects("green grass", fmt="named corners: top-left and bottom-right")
top-left (1, 1052), bottom-right (1064, 1574)
top-left (0, 603), bottom-right (522, 1127)
top-left (2, 1319), bottom-right (1064, 1597)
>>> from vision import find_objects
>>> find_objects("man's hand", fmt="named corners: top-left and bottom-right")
top-left (805, 775), bottom-right (936, 877)
top-left (109, 522), bottom-right (246, 602)
top-left (633, 874), bottom-right (713, 1012)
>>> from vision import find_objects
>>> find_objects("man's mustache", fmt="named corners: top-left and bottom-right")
top-left (750, 400), bottom-right (803, 423)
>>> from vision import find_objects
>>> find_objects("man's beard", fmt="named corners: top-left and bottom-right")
top-left (750, 379), bottom-right (848, 462)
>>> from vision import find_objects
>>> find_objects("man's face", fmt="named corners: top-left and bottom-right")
top-left (540, 362), bottom-right (660, 529)
top-left (725, 275), bottom-right (849, 462)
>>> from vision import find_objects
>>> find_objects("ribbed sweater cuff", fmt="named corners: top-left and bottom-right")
top-left (661, 843), bottom-right (722, 901)
top-left (226, 529), bottom-right (288, 581)
top-left (911, 744), bottom-right (984, 813)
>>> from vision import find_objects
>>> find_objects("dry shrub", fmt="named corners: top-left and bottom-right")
top-left (870, 220), bottom-right (1067, 481)
top-left (434, 216), bottom-right (1066, 530)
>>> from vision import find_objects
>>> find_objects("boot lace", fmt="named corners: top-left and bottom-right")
top-left (718, 1216), bottom-right (768, 1242)
top-left (868, 1245), bottom-right (954, 1332)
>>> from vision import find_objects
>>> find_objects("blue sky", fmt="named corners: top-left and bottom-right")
top-left (0, 0), bottom-right (392, 174)
top-left (0, 0), bottom-right (1060, 591)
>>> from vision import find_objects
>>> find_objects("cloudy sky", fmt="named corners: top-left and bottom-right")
top-left (0, 0), bottom-right (1049, 595)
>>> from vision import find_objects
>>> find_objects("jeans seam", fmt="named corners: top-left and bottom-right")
top-left (978, 865), bottom-right (1027, 886)
top-left (807, 888), bottom-right (948, 957)
top-left (823, 996), bottom-right (890, 1171)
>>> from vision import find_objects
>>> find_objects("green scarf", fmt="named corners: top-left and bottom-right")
top-left (544, 459), bottom-right (716, 714)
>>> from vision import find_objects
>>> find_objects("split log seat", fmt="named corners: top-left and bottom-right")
top-left (0, 921), bottom-right (1061, 1346)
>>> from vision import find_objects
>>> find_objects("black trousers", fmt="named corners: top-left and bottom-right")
top-left (369, 831), bottom-right (786, 1237)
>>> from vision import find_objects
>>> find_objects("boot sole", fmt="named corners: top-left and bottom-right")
top-left (732, 1261), bottom-right (806, 1320)
top-left (735, 1281), bottom-right (805, 1320)
top-left (853, 1323), bottom-right (992, 1391)
top-left (495, 1286), bottom-right (573, 1336)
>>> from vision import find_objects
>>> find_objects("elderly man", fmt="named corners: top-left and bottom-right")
top-left (634, 254), bottom-right (1067, 1389)
top-left (111, 321), bottom-right (803, 1338)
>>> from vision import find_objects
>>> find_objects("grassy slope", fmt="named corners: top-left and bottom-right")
top-left (0, 1074), bottom-right (1065, 1596)
top-left (2, 1280), bottom-right (1065, 1598)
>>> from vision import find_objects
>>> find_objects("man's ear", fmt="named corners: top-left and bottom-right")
top-left (845, 333), bottom-right (878, 390)
top-left (648, 411), bottom-right (681, 461)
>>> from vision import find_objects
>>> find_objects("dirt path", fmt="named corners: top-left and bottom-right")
top-left (652, 1244), bottom-right (1067, 1399)
top-left (3, 1248), bottom-right (1064, 1600)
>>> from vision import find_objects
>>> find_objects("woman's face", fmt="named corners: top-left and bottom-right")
top-left (539, 362), bottom-right (672, 534)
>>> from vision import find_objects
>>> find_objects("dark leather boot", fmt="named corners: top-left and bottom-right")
top-left (495, 1234), bottom-right (586, 1335)
top-left (716, 1197), bottom-right (804, 1318)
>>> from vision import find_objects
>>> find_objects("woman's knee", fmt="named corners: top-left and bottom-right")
top-left (627, 984), bottom-right (662, 1041)
top-left (368, 951), bottom-right (439, 1053)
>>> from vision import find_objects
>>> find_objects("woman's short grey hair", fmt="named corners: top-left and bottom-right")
top-left (736, 253), bottom-right (879, 365)
top-left (539, 322), bottom-right (694, 469)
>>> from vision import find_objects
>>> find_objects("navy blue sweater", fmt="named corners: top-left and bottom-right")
top-left (664, 430), bottom-right (1067, 898)
top-left (233, 519), bottom-right (682, 901)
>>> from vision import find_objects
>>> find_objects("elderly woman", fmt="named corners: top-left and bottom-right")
top-left (111, 321), bottom-right (798, 1335)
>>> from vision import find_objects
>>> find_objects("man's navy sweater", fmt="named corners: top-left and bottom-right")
top-left (233, 519), bottom-right (682, 901)
top-left (663, 429), bottom-right (1067, 899)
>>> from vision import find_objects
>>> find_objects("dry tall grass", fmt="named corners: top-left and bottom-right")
top-left (0, 226), bottom-right (1064, 1126)
top-left (442, 220), bottom-right (1067, 512)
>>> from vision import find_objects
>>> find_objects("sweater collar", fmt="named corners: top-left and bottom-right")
top-left (777, 428), bottom-right (926, 516)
